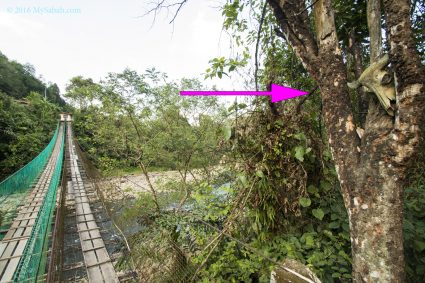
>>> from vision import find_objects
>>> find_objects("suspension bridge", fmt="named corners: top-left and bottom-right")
top-left (0, 114), bottom-right (129, 282)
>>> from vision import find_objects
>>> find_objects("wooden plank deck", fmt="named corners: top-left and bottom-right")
top-left (0, 125), bottom-right (64, 283)
top-left (66, 124), bottom-right (119, 283)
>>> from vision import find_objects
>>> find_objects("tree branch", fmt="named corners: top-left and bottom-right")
top-left (266, 0), bottom-right (319, 73)
top-left (144, 0), bottom-right (189, 24)
top-left (255, 1), bottom-right (268, 92)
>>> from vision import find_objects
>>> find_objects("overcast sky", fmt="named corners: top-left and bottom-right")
top-left (0, 0), bottom-right (242, 94)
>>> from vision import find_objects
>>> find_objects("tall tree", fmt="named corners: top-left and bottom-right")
top-left (264, 0), bottom-right (425, 280)
top-left (66, 70), bottom-right (225, 212)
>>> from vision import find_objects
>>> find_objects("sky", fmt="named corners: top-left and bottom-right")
top-left (0, 0), bottom-right (242, 95)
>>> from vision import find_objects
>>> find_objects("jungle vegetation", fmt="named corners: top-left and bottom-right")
top-left (0, 52), bottom-right (64, 180)
top-left (68, 0), bottom-right (424, 281)
top-left (0, 0), bottom-right (424, 282)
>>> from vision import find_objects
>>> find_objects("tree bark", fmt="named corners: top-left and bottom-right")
top-left (367, 0), bottom-right (383, 63)
top-left (267, 0), bottom-right (425, 281)
top-left (347, 1), bottom-right (405, 280)
top-left (349, 100), bottom-right (404, 281)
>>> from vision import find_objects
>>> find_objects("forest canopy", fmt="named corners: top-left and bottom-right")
top-left (0, 52), bottom-right (64, 180)
top-left (0, 52), bottom-right (65, 105)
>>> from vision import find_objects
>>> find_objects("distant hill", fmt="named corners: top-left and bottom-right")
top-left (0, 52), bottom-right (65, 180)
top-left (0, 52), bottom-right (65, 106)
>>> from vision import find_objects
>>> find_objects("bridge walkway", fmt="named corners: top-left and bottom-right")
top-left (65, 123), bottom-right (119, 283)
top-left (0, 124), bottom-right (65, 282)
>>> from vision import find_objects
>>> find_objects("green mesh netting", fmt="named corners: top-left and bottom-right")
top-left (12, 124), bottom-right (65, 283)
top-left (0, 125), bottom-right (59, 197)
top-left (0, 125), bottom-right (60, 237)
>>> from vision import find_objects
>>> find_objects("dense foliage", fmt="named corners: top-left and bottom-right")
top-left (101, 0), bottom-right (425, 282)
top-left (0, 51), bottom-right (65, 180)
top-left (0, 52), bottom-right (65, 105)
top-left (66, 69), bottom-right (225, 176)
top-left (1, 0), bottom-right (416, 281)
top-left (0, 92), bottom-right (60, 180)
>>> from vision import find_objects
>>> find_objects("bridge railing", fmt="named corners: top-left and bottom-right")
top-left (13, 124), bottom-right (65, 282)
top-left (0, 125), bottom-right (59, 196)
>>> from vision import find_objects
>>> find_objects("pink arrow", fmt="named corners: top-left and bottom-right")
top-left (180, 84), bottom-right (309, 103)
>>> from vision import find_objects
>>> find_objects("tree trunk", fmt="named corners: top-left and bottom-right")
top-left (383, 0), bottom-right (425, 143)
top-left (367, 0), bottom-right (383, 63)
top-left (348, 95), bottom-right (404, 280)
top-left (349, 166), bottom-right (405, 281)
top-left (345, 1), bottom-right (405, 280)
top-left (348, 30), bottom-right (368, 126)
top-left (266, 0), bottom-right (425, 281)
top-left (139, 161), bottom-right (161, 212)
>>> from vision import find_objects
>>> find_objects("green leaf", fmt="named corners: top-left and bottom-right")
top-left (223, 124), bottom-right (232, 140)
top-left (414, 240), bottom-right (425, 252)
top-left (312, 208), bottom-right (325, 220)
top-left (294, 146), bottom-right (305, 162)
top-left (238, 174), bottom-right (248, 186)
top-left (332, 272), bottom-right (341, 278)
top-left (256, 170), bottom-right (265, 178)
top-left (299, 197), bottom-right (312, 207)
top-left (328, 221), bottom-right (340, 229)
top-left (339, 267), bottom-right (349, 273)
top-left (304, 234), bottom-right (314, 247)
top-left (237, 103), bottom-right (247, 109)
top-left (293, 133), bottom-right (306, 141)
top-left (320, 181), bottom-right (332, 192)
top-left (338, 250), bottom-right (351, 261)
top-left (330, 213), bottom-right (339, 220)
top-left (307, 185), bottom-right (318, 194)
